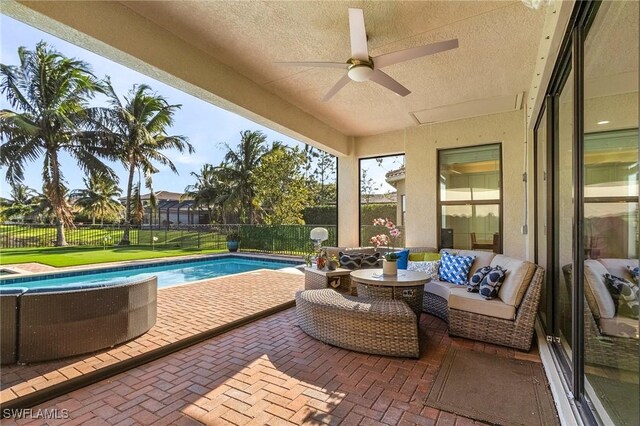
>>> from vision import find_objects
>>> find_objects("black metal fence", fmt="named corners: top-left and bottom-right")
top-left (0, 223), bottom-right (337, 256)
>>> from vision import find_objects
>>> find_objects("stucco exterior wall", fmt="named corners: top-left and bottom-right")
top-left (354, 110), bottom-right (529, 259)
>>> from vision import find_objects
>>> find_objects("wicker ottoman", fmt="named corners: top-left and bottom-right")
top-left (295, 289), bottom-right (419, 358)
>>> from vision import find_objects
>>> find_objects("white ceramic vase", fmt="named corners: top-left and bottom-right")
top-left (382, 259), bottom-right (397, 275)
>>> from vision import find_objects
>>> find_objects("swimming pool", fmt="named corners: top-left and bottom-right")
top-left (0, 255), bottom-right (300, 290)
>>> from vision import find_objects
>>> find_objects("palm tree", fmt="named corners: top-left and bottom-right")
top-left (183, 164), bottom-right (232, 223)
top-left (217, 130), bottom-right (270, 224)
top-left (0, 42), bottom-right (115, 245)
top-left (88, 81), bottom-right (193, 245)
top-left (71, 172), bottom-right (122, 225)
top-left (0, 183), bottom-right (37, 222)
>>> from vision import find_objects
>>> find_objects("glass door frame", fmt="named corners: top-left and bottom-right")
top-left (533, 0), bottom-right (602, 421)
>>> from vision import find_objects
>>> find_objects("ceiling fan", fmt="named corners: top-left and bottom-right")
top-left (277, 8), bottom-right (459, 101)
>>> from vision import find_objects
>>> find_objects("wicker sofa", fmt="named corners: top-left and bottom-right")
top-left (295, 289), bottom-right (419, 358)
top-left (0, 287), bottom-right (25, 364)
top-left (567, 259), bottom-right (639, 371)
top-left (1, 277), bottom-right (157, 364)
top-left (423, 249), bottom-right (544, 351)
top-left (312, 246), bottom-right (544, 351)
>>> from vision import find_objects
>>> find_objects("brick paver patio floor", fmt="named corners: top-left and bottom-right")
top-left (4, 308), bottom-right (546, 425)
top-left (0, 269), bottom-right (304, 405)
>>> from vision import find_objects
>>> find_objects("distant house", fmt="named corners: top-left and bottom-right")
top-left (359, 192), bottom-right (397, 204)
top-left (120, 191), bottom-right (210, 226)
top-left (385, 166), bottom-right (405, 226)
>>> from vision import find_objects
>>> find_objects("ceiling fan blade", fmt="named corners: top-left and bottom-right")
top-left (275, 61), bottom-right (350, 69)
top-left (348, 8), bottom-right (369, 61)
top-left (322, 74), bottom-right (351, 102)
top-left (369, 70), bottom-right (411, 97)
top-left (373, 39), bottom-right (459, 69)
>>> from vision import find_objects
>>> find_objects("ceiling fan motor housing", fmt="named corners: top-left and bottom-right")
top-left (347, 61), bottom-right (374, 82)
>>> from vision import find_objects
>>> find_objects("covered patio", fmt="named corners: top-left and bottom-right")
top-left (3, 301), bottom-right (546, 426)
top-left (1, 0), bottom-right (638, 425)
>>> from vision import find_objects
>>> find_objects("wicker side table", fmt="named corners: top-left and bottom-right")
top-left (304, 267), bottom-right (355, 295)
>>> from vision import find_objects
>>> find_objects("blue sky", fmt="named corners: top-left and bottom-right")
top-left (0, 15), bottom-right (398, 198)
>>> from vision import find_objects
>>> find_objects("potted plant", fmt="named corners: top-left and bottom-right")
top-left (316, 248), bottom-right (327, 269)
top-left (226, 232), bottom-right (241, 252)
top-left (304, 251), bottom-right (313, 267)
top-left (327, 255), bottom-right (339, 271)
top-left (370, 218), bottom-right (402, 275)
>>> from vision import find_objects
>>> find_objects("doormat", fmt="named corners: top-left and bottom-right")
top-left (424, 346), bottom-right (559, 425)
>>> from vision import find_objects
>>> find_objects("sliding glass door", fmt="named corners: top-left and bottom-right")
top-left (582, 2), bottom-right (639, 423)
top-left (535, 1), bottom-right (639, 424)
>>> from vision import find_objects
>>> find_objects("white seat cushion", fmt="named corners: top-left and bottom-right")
top-left (424, 280), bottom-right (460, 300)
top-left (599, 316), bottom-right (639, 339)
top-left (448, 288), bottom-right (516, 320)
top-left (490, 255), bottom-right (536, 307)
top-left (584, 260), bottom-right (616, 319)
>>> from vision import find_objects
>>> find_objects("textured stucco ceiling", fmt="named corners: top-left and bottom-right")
top-left (121, 1), bottom-right (546, 136)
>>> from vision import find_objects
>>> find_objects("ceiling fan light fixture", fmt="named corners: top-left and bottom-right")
top-left (348, 64), bottom-right (374, 82)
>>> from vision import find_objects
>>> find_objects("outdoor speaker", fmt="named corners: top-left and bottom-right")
top-left (440, 228), bottom-right (453, 249)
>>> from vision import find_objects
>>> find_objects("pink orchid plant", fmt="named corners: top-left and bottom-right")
top-left (369, 218), bottom-right (401, 261)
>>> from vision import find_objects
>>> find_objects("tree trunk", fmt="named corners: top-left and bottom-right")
top-left (49, 151), bottom-right (68, 246)
top-left (119, 159), bottom-right (136, 245)
top-left (92, 215), bottom-right (96, 225)
top-left (55, 219), bottom-right (66, 246)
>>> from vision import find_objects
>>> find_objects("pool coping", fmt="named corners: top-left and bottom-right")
top-left (0, 252), bottom-right (305, 286)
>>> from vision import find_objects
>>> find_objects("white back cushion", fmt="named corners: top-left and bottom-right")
top-left (490, 255), bottom-right (536, 307)
top-left (584, 259), bottom-right (616, 319)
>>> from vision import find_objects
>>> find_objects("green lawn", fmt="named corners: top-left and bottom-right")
top-left (0, 246), bottom-right (227, 267)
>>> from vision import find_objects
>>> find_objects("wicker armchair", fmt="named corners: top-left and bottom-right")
top-left (448, 266), bottom-right (544, 351)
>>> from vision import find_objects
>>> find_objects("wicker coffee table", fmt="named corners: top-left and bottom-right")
top-left (350, 269), bottom-right (430, 316)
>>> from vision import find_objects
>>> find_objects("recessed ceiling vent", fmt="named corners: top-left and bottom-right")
top-left (411, 92), bottom-right (524, 125)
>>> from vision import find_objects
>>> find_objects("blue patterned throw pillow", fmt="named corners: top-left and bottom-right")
top-left (339, 252), bottom-right (361, 269)
top-left (627, 265), bottom-right (640, 285)
top-left (360, 252), bottom-right (381, 268)
top-left (468, 266), bottom-right (492, 293)
top-left (438, 251), bottom-right (476, 285)
top-left (604, 274), bottom-right (639, 319)
top-left (479, 266), bottom-right (507, 300)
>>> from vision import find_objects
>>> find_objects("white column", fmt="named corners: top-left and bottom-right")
top-left (337, 151), bottom-right (359, 247)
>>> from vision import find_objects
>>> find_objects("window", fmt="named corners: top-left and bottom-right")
top-left (438, 144), bottom-right (502, 252)
top-left (359, 155), bottom-right (405, 246)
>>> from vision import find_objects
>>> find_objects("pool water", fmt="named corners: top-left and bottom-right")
top-left (0, 256), bottom-right (299, 290)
